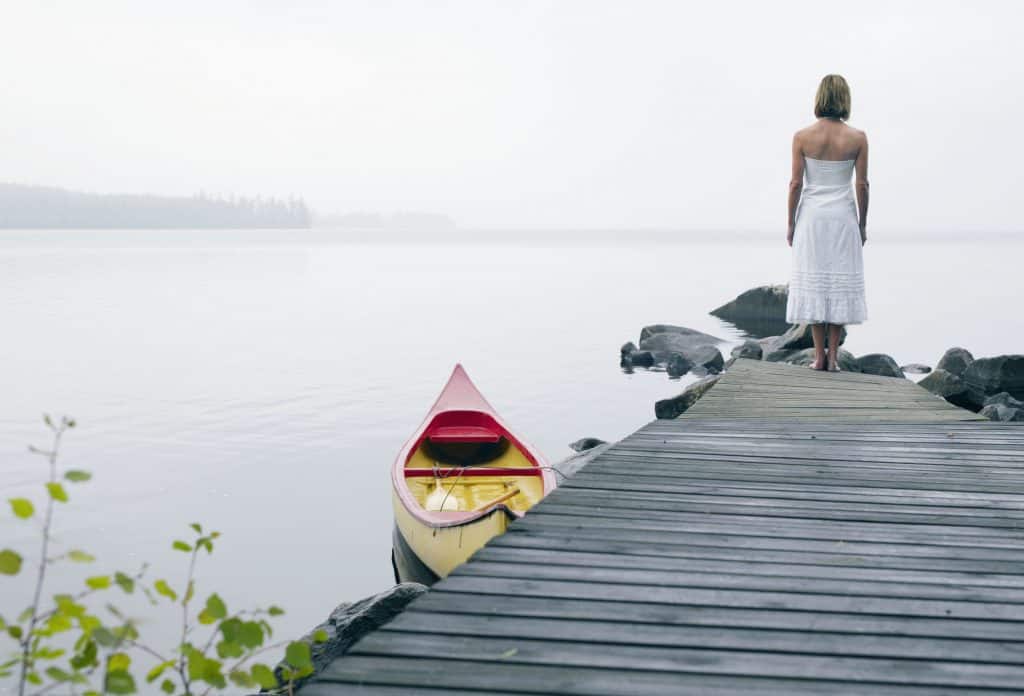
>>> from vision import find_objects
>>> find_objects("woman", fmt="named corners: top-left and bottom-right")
top-left (786, 74), bottom-right (869, 372)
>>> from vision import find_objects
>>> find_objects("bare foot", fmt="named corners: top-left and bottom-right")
top-left (809, 358), bottom-right (827, 371)
top-left (827, 355), bottom-right (841, 372)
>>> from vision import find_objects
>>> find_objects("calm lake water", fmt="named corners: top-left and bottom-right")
top-left (2, 229), bottom-right (1021, 666)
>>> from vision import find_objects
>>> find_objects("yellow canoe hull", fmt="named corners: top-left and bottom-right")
top-left (392, 488), bottom-right (511, 582)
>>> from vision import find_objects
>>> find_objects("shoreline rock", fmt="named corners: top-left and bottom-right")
top-left (569, 437), bottom-right (607, 452)
top-left (962, 355), bottom-right (1024, 410)
top-left (901, 363), bottom-right (932, 374)
top-left (710, 284), bottom-right (790, 337)
top-left (917, 368), bottom-right (974, 410)
top-left (935, 347), bottom-right (974, 378)
top-left (655, 374), bottom-right (721, 419)
top-left (274, 583), bottom-right (428, 691)
top-left (857, 353), bottom-right (905, 378)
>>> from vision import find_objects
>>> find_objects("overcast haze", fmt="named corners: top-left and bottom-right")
top-left (2, 0), bottom-right (1022, 231)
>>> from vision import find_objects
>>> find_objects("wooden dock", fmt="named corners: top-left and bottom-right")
top-left (305, 358), bottom-right (1024, 695)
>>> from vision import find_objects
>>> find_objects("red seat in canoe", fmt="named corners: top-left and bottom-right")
top-left (425, 425), bottom-right (502, 443)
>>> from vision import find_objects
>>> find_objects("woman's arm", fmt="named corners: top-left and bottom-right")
top-left (855, 133), bottom-right (869, 244)
top-left (787, 133), bottom-right (804, 246)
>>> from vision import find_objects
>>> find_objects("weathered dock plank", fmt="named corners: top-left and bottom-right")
top-left (305, 358), bottom-right (1024, 694)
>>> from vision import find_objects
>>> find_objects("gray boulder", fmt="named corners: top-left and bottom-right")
top-left (731, 340), bottom-right (763, 360)
top-left (655, 375), bottom-right (721, 419)
top-left (984, 392), bottom-right (1024, 410)
top-left (688, 345), bottom-right (724, 374)
top-left (620, 341), bottom-right (638, 358)
top-left (639, 324), bottom-right (722, 345)
top-left (628, 350), bottom-right (655, 367)
top-left (857, 353), bottom-right (905, 378)
top-left (783, 348), bottom-right (860, 373)
top-left (710, 284), bottom-right (790, 337)
top-left (569, 437), bottom-right (607, 452)
top-left (638, 329), bottom-right (723, 360)
top-left (666, 353), bottom-right (693, 378)
top-left (901, 363), bottom-right (932, 374)
top-left (553, 442), bottom-right (614, 479)
top-left (935, 347), bottom-right (974, 378)
top-left (962, 355), bottom-right (1024, 409)
top-left (980, 404), bottom-right (1024, 422)
top-left (917, 368), bottom-right (973, 410)
top-left (277, 582), bottom-right (427, 690)
top-left (759, 323), bottom-right (846, 355)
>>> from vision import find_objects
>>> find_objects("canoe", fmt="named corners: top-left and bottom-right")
top-left (391, 364), bottom-right (556, 585)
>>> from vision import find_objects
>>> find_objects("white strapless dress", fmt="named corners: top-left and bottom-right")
top-left (786, 156), bottom-right (868, 325)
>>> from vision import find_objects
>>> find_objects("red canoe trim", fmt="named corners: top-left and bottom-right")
top-left (392, 363), bottom-right (557, 529)
top-left (404, 467), bottom-right (543, 478)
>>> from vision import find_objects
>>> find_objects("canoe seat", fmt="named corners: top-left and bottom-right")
top-left (426, 425), bottom-right (501, 443)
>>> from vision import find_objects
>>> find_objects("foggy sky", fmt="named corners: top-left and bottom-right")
top-left (2, 0), bottom-right (1021, 231)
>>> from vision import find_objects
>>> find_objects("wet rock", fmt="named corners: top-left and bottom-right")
top-left (784, 348), bottom-right (860, 373)
top-left (709, 284), bottom-right (790, 337)
top-left (935, 347), bottom-right (974, 378)
top-left (620, 341), bottom-right (638, 358)
top-left (628, 350), bottom-right (655, 368)
top-left (984, 392), bottom-right (1024, 410)
top-left (666, 353), bottom-right (693, 378)
top-left (980, 404), bottom-right (1024, 422)
top-left (763, 348), bottom-right (801, 363)
top-left (731, 340), bottom-right (763, 360)
top-left (857, 353), bottom-right (905, 378)
top-left (638, 329), bottom-right (723, 361)
top-left (917, 369), bottom-right (973, 410)
top-left (962, 355), bottom-right (1024, 409)
top-left (554, 442), bottom-right (614, 479)
top-left (639, 324), bottom-right (722, 345)
top-left (759, 323), bottom-right (846, 355)
top-left (655, 375), bottom-right (721, 419)
top-left (277, 582), bottom-right (428, 691)
top-left (688, 345), bottom-right (724, 374)
top-left (569, 437), bottom-right (607, 453)
top-left (901, 363), bottom-right (932, 374)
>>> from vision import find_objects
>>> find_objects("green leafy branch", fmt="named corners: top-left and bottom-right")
top-left (2, 415), bottom-right (327, 696)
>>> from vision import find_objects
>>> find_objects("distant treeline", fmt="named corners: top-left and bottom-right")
top-left (0, 183), bottom-right (312, 229)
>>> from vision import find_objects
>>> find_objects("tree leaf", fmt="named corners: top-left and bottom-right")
top-left (108, 652), bottom-right (131, 672)
top-left (237, 621), bottom-right (264, 648)
top-left (0, 549), bottom-right (22, 575)
top-left (46, 482), bottom-right (68, 503)
top-left (312, 629), bottom-right (329, 643)
top-left (68, 550), bottom-right (95, 563)
top-left (228, 669), bottom-right (254, 688)
top-left (7, 625), bottom-right (24, 640)
top-left (45, 666), bottom-right (73, 681)
top-left (267, 605), bottom-right (285, 616)
top-left (85, 576), bottom-right (111, 590)
top-left (114, 572), bottom-right (134, 594)
top-left (204, 594), bottom-right (227, 620)
top-left (105, 670), bottom-right (136, 695)
top-left (250, 664), bottom-right (278, 690)
top-left (64, 470), bottom-right (92, 483)
top-left (189, 523), bottom-right (202, 534)
top-left (154, 579), bottom-right (177, 601)
top-left (285, 641), bottom-right (312, 670)
top-left (216, 640), bottom-right (243, 659)
top-left (146, 660), bottom-right (175, 683)
top-left (171, 541), bottom-right (192, 553)
top-left (9, 498), bottom-right (34, 519)
top-left (160, 678), bottom-right (175, 694)
top-left (183, 580), bottom-right (195, 604)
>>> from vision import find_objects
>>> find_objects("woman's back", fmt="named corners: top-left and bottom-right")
top-left (797, 119), bottom-right (865, 162)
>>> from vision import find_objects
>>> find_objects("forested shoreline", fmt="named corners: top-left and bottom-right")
top-left (0, 183), bottom-right (312, 228)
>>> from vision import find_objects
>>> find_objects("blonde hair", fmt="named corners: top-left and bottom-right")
top-left (814, 74), bottom-right (851, 121)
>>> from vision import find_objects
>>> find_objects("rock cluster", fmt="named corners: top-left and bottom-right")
top-left (915, 347), bottom-right (1024, 419)
top-left (620, 325), bottom-right (725, 378)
